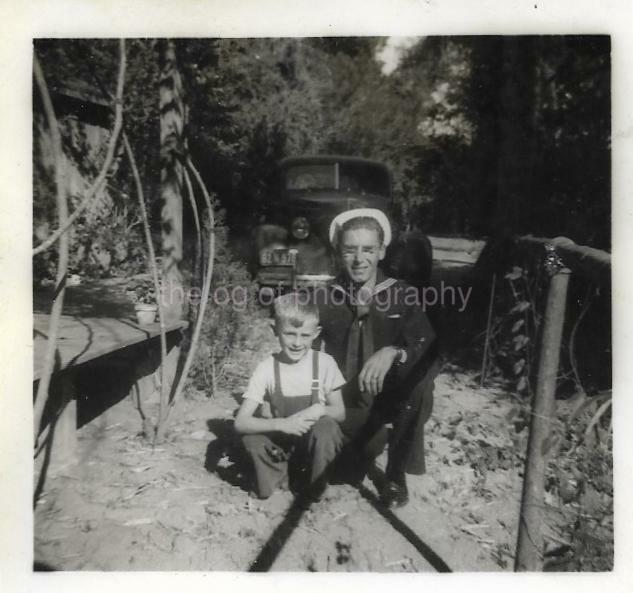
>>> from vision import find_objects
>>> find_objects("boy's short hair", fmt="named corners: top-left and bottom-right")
top-left (273, 292), bottom-right (319, 327)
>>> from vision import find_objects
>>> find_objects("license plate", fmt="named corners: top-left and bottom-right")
top-left (260, 249), bottom-right (297, 266)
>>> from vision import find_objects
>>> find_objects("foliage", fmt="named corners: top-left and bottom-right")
top-left (384, 39), bottom-right (477, 232)
top-left (476, 239), bottom-right (612, 570)
top-left (480, 260), bottom-right (546, 399)
top-left (34, 36), bottom-right (610, 276)
top-left (529, 36), bottom-right (611, 249)
top-left (125, 277), bottom-right (157, 305)
top-left (188, 209), bottom-right (262, 395)
top-left (542, 390), bottom-right (613, 571)
top-left (176, 38), bottom-right (335, 233)
top-left (33, 39), bottom-right (159, 283)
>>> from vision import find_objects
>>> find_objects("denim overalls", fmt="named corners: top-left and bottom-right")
top-left (241, 350), bottom-right (343, 499)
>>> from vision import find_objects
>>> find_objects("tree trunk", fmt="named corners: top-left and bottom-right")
top-left (159, 39), bottom-right (186, 322)
top-left (493, 37), bottom-right (538, 234)
top-left (155, 40), bottom-right (186, 441)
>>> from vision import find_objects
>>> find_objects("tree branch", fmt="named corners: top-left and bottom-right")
top-left (183, 166), bottom-right (202, 287)
top-left (162, 157), bottom-right (215, 422)
top-left (122, 132), bottom-right (168, 441)
top-left (32, 56), bottom-right (70, 442)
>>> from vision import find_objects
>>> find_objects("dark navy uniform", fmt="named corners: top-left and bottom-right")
top-left (315, 271), bottom-right (439, 477)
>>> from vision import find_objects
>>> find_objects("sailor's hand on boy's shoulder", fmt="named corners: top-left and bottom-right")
top-left (276, 414), bottom-right (315, 436)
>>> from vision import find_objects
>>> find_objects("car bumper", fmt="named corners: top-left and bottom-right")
top-left (256, 266), bottom-right (294, 287)
top-left (257, 267), bottom-right (335, 288)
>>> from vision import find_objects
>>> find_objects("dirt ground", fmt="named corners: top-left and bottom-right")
top-left (34, 310), bottom-right (533, 572)
top-left (33, 257), bottom-right (613, 572)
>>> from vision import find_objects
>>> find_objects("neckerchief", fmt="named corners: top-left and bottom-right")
top-left (332, 272), bottom-right (397, 400)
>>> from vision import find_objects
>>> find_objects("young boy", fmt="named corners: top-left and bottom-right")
top-left (234, 293), bottom-right (346, 501)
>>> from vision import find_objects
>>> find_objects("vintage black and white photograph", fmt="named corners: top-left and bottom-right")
top-left (29, 31), bottom-right (614, 574)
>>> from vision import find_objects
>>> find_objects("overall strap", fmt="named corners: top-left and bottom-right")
top-left (311, 349), bottom-right (320, 404)
top-left (273, 357), bottom-right (283, 398)
top-left (268, 356), bottom-right (286, 418)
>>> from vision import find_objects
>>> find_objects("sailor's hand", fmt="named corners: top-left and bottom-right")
top-left (358, 346), bottom-right (399, 397)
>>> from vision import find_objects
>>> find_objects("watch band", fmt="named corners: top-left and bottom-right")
top-left (395, 347), bottom-right (408, 365)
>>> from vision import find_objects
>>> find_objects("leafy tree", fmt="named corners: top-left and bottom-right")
top-left (33, 39), bottom-right (159, 280)
top-left (34, 35), bottom-right (611, 282)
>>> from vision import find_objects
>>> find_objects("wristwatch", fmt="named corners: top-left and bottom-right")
top-left (394, 347), bottom-right (408, 366)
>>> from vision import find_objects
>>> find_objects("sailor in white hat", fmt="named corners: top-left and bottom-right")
top-left (328, 208), bottom-right (394, 290)
top-left (315, 207), bottom-right (439, 509)
top-left (329, 208), bottom-right (392, 249)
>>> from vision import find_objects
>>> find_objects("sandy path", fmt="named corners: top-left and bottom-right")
top-left (34, 362), bottom-right (524, 571)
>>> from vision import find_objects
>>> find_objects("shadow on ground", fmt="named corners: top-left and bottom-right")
top-left (205, 417), bottom-right (254, 493)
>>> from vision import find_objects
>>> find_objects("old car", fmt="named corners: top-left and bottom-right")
top-left (255, 155), bottom-right (432, 290)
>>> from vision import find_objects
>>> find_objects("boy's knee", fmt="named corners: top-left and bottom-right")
top-left (310, 416), bottom-right (343, 450)
top-left (242, 434), bottom-right (269, 454)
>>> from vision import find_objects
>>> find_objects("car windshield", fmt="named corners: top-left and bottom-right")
top-left (284, 161), bottom-right (390, 197)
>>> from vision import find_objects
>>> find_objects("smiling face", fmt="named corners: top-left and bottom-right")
top-left (339, 227), bottom-right (386, 285)
top-left (275, 316), bottom-right (321, 363)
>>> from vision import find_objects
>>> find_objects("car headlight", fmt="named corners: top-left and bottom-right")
top-left (291, 217), bottom-right (310, 240)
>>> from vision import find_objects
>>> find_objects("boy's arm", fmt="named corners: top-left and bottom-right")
top-left (324, 388), bottom-right (345, 422)
top-left (295, 355), bottom-right (346, 422)
top-left (234, 398), bottom-right (277, 434)
top-left (295, 389), bottom-right (345, 423)
top-left (234, 398), bottom-right (315, 436)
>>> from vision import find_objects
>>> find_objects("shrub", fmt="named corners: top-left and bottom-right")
top-left (188, 211), bottom-right (262, 396)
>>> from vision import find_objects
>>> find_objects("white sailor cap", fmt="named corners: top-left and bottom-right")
top-left (329, 208), bottom-right (392, 247)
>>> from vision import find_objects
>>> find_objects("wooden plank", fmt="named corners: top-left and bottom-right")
top-left (33, 315), bottom-right (187, 380)
top-left (51, 374), bottom-right (78, 469)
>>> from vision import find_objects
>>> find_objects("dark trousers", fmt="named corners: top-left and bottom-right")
top-left (339, 365), bottom-right (437, 479)
top-left (242, 416), bottom-right (343, 499)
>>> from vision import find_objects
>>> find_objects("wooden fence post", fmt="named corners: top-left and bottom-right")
top-left (515, 266), bottom-right (571, 571)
